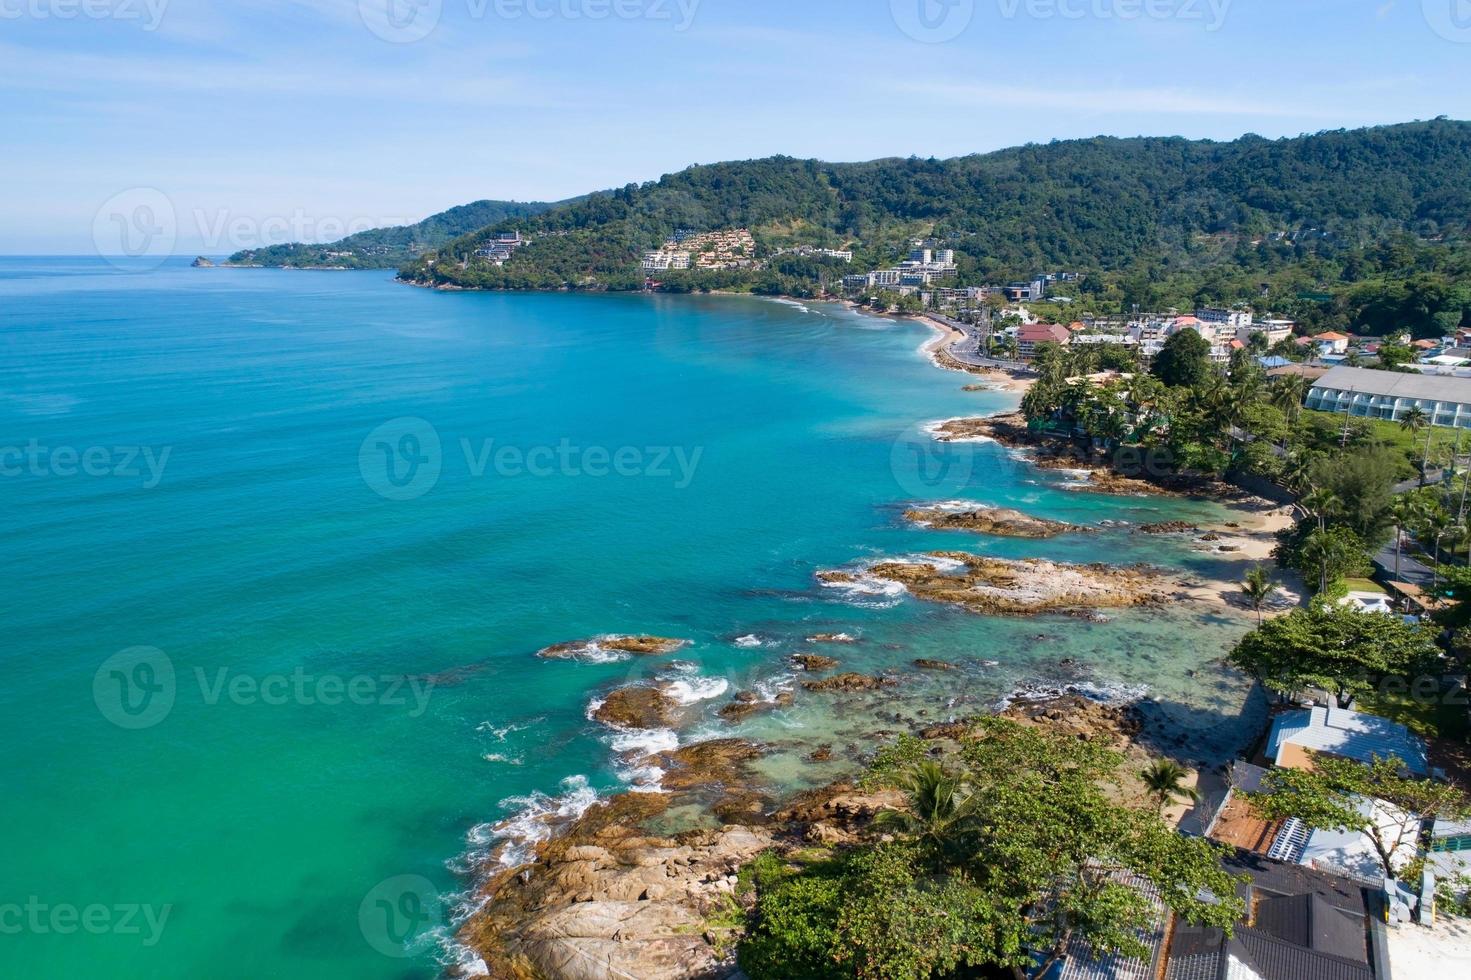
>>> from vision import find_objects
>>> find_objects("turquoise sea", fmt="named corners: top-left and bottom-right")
top-left (1, 258), bottom-right (1264, 978)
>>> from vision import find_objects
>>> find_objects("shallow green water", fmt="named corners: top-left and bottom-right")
top-left (0, 259), bottom-right (1261, 977)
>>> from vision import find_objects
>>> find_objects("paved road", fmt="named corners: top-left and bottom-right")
top-left (1374, 542), bottom-right (1436, 588)
top-left (927, 314), bottom-right (1029, 372)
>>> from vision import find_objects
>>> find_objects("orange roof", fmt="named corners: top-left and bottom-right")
top-left (1413, 339), bottom-right (1439, 349)
top-left (1314, 331), bottom-right (1350, 341)
top-left (1174, 315), bottom-right (1201, 326)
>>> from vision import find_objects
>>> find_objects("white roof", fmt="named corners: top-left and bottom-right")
top-left (1267, 706), bottom-right (1429, 774)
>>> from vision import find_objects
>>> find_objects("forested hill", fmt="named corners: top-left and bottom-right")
top-left (226, 198), bottom-right (564, 268)
top-left (403, 119), bottom-right (1471, 290)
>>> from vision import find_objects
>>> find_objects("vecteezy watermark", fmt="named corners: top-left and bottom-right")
top-left (358, 417), bottom-right (704, 500)
top-left (891, 0), bottom-right (974, 42)
top-left (358, 875), bottom-right (443, 958)
top-left (1424, 0), bottom-right (1471, 43)
top-left (92, 648), bottom-right (436, 729)
top-left (0, 441), bottom-right (171, 488)
top-left (358, 0), bottom-right (700, 43)
top-left (890, 421), bottom-right (978, 498)
top-left (0, 898), bottom-right (171, 947)
top-left (93, 647), bottom-right (176, 730)
top-left (91, 187), bottom-right (416, 271)
top-left (93, 188), bottom-right (176, 271)
top-left (0, 0), bottom-right (169, 30)
top-left (994, 0), bottom-right (1231, 31)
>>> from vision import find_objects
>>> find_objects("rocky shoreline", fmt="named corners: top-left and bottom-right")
top-left (450, 690), bottom-right (1175, 979)
top-left (930, 411), bottom-right (1243, 497)
top-left (445, 306), bottom-right (1270, 979)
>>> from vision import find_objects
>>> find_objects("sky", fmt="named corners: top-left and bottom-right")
top-left (4, 0), bottom-right (1471, 254)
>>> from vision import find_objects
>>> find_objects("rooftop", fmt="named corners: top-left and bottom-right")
top-left (1266, 706), bottom-right (1428, 775)
top-left (1310, 365), bottom-right (1471, 403)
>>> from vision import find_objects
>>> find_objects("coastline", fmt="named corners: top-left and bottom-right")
top-left (443, 291), bottom-right (1281, 979)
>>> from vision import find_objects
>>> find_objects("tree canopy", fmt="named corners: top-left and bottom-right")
top-left (1228, 603), bottom-right (1442, 706)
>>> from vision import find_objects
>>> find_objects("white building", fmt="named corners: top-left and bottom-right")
top-left (641, 250), bottom-right (691, 272)
top-left (1307, 365), bottom-right (1471, 429)
top-left (1197, 307), bottom-right (1254, 331)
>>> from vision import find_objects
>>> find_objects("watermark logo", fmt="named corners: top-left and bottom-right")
top-left (358, 875), bottom-right (442, 958)
top-left (359, 0), bottom-right (442, 42)
top-left (0, 898), bottom-right (171, 947)
top-left (93, 647), bottom-right (176, 730)
top-left (360, 417), bottom-right (443, 501)
top-left (0, 0), bottom-right (170, 31)
top-left (357, 418), bottom-right (705, 499)
top-left (889, 422), bottom-right (978, 498)
top-left (92, 188), bottom-right (176, 271)
top-left (892, 0), bottom-right (974, 42)
top-left (994, 0), bottom-right (1231, 30)
top-left (1, 441), bottom-right (171, 488)
top-left (1424, 0), bottom-right (1471, 42)
top-left (93, 649), bottom-right (436, 728)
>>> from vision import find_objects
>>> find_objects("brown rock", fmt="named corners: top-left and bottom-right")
top-left (1136, 521), bottom-right (1198, 534)
top-left (905, 505), bottom-right (1090, 539)
top-left (802, 672), bottom-right (892, 692)
top-left (820, 552), bottom-right (1168, 617)
top-left (790, 653), bottom-right (839, 671)
top-left (912, 658), bottom-right (955, 671)
top-left (538, 634), bottom-right (690, 659)
top-left (919, 721), bottom-right (972, 740)
top-left (805, 632), bottom-right (857, 644)
top-left (593, 686), bottom-right (678, 729)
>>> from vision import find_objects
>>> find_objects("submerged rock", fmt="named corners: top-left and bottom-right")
top-left (912, 658), bottom-right (956, 671)
top-left (802, 672), bottom-right (892, 693)
top-left (904, 504), bottom-right (1091, 539)
top-left (805, 632), bottom-right (857, 644)
top-left (1136, 521), bottom-right (1199, 534)
top-left (717, 689), bottom-right (793, 722)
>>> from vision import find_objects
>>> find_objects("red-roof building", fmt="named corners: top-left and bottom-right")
top-left (1016, 323), bottom-right (1071, 358)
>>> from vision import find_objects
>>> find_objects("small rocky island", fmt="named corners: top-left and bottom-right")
top-left (819, 553), bottom-right (1168, 616)
top-left (904, 504), bottom-right (1094, 538)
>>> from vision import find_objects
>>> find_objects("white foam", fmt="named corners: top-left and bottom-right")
top-left (465, 775), bottom-right (601, 870)
top-left (606, 727), bottom-right (679, 755)
top-left (482, 752), bottom-right (524, 765)
top-left (662, 676), bottom-right (729, 705)
top-left (734, 634), bottom-right (764, 648)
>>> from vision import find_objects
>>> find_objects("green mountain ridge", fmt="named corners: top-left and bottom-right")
top-left (225, 198), bottom-right (566, 268)
top-left (396, 120), bottom-right (1471, 333)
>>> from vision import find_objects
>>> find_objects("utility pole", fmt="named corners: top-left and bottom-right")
top-left (1340, 387), bottom-right (1355, 448)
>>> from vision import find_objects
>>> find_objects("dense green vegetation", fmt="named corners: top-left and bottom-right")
top-left (737, 721), bottom-right (1243, 980)
top-left (226, 198), bottom-right (562, 268)
top-left (404, 120), bottom-right (1471, 336)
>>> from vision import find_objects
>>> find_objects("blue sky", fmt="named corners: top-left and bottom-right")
top-left (4, 0), bottom-right (1470, 253)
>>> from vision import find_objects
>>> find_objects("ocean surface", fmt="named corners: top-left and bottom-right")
top-left (1, 257), bottom-right (1264, 978)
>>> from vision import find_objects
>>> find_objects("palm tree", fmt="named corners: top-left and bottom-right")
top-left (1140, 759), bottom-right (1199, 815)
top-left (1281, 449), bottom-right (1319, 494)
top-left (1269, 374), bottom-right (1308, 423)
top-left (1400, 406), bottom-right (1433, 484)
top-left (874, 760), bottom-right (975, 861)
top-left (1240, 566), bottom-right (1277, 624)
top-left (1301, 487), bottom-right (1342, 532)
top-left (1388, 496), bottom-right (1425, 582)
